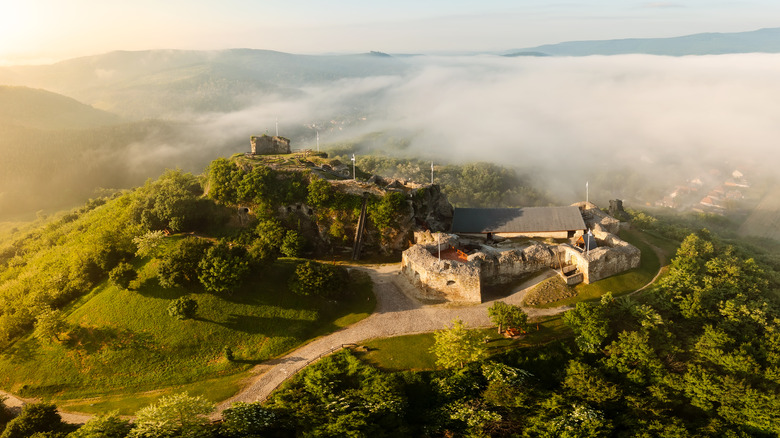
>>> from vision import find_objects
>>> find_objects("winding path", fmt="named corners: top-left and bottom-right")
top-left (213, 265), bottom-right (566, 414)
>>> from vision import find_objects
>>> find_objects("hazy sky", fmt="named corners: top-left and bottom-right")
top-left (2, 1), bottom-right (780, 64)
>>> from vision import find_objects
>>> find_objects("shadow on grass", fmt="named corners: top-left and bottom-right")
top-left (204, 314), bottom-right (302, 337)
top-left (133, 276), bottom-right (191, 300)
top-left (66, 325), bottom-right (155, 353)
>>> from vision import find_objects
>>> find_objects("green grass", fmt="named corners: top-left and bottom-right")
top-left (353, 316), bottom-right (570, 372)
top-left (531, 228), bottom-right (675, 308)
top-left (58, 373), bottom-right (243, 416)
top-left (0, 257), bottom-right (374, 413)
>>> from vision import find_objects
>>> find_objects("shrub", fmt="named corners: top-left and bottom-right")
top-left (221, 402), bottom-right (277, 436)
top-left (167, 297), bottom-right (198, 320)
top-left (197, 242), bottom-right (249, 294)
top-left (280, 230), bottom-right (306, 258)
top-left (0, 402), bottom-right (64, 438)
top-left (289, 261), bottom-right (347, 299)
top-left (108, 262), bottom-right (137, 289)
top-left (157, 237), bottom-right (211, 288)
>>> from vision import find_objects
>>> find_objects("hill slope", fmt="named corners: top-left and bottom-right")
top-left (0, 86), bottom-right (120, 130)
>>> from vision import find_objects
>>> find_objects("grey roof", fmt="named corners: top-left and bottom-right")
top-left (451, 206), bottom-right (586, 234)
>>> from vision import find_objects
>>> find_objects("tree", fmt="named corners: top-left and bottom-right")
top-left (254, 218), bottom-right (286, 252)
top-left (0, 395), bottom-right (13, 429)
top-left (33, 308), bottom-right (68, 343)
top-left (207, 157), bottom-right (241, 204)
top-left (220, 402), bottom-right (277, 437)
top-left (157, 237), bottom-right (211, 288)
top-left (306, 177), bottom-right (332, 208)
top-left (197, 242), bottom-right (250, 294)
top-left (0, 403), bottom-right (64, 438)
top-left (108, 262), bottom-right (137, 289)
top-left (167, 297), bottom-right (198, 320)
top-left (564, 294), bottom-right (613, 353)
top-left (430, 319), bottom-right (486, 369)
top-left (133, 230), bottom-right (166, 259)
top-left (68, 411), bottom-right (131, 438)
top-left (288, 261), bottom-right (347, 299)
top-left (280, 230), bottom-right (306, 258)
top-left (129, 392), bottom-right (213, 438)
top-left (487, 301), bottom-right (528, 334)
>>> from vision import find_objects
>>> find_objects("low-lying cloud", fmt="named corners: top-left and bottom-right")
top-left (186, 53), bottom-right (780, 202)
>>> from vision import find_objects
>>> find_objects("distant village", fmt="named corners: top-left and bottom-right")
top-left (653, 168), bottom-right (751, 214)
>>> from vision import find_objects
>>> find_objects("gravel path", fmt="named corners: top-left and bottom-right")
top-left (213, 264), bottom-right (567, 415)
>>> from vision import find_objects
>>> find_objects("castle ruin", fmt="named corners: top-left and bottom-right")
top-left (250, 135), bottom-right (291, 155)
top-left (401, 202), bottom-right (640, 303)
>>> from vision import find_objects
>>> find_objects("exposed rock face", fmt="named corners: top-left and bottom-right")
top-left (250, 135), bottom-right (291, 155)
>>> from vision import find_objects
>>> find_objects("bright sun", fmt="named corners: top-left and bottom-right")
top-left (0, 3), bottom-right (47, 64)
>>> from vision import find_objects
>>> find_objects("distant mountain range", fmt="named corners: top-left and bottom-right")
top-left (0, 49), bottom-right (408, 118)
top-left (505, 27), bottom-right (780, 57)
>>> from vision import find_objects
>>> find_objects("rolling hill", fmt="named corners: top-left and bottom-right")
top-left (0, 86), bottom-right (120, 130)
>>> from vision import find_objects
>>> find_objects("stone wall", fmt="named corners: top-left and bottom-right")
top-left (401, 241), bottom-right (482, 303)
top-left (250, 135), bottom-right (291, 155)
top-left (475, 243), bottom-right (560, 286)
top-left (401, 202), bottom-right (641, 303)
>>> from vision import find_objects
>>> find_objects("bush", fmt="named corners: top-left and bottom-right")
top-left (157, 237), bottom-right (211, 288)
top-left (108, 262), bottom-right (137, 289)
top-left (224, 346), bottom-right (234, 362)
top-left (289, 261), bottom-right (347, 299)
top-left (197, 242), bottom-right (250, 294)
top-left (68, 411), bottom-right (131, 438)
top-left (221, 402), bottom-right (277, 436)
top-left (167, 297), bottom-right (198, 320)
top-left (280, 230), bottom-right (306, 258)
top-left (0, 402), bottom-right (64, 438)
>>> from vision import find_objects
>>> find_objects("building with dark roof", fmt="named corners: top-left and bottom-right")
top-left (450, 206), bottom-right (586, 239)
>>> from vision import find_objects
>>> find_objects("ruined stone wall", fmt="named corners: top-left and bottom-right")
top-left (250, 135), bottom-right (291, 155)
top-left (476, 243), bottom-right (560, 286)
top-left (573, 201), bottom-right (620, 234)
top-left (401, 243), bottom-right (482, 303)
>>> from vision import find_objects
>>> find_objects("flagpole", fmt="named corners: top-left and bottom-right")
top-left (586, 181), bottom-right (589, 204)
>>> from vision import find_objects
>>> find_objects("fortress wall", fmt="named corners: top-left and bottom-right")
top-left (401, 244), bottom-right (482, 303)
top-left (476, 243), bottom-right (560, 286)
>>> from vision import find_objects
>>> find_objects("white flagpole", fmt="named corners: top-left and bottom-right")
top-left (586, 181), bottom-right (589, 204)
top-left (316, 130), bottom-right (320, 153)
top-left (275, 118), bottom-right (279, 137)
top-left (351, 154), bottom-right (356, 180)
top-left (431, 161), bottom-right (434, 184)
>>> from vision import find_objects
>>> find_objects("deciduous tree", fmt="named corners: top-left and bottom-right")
top-left (430, 319), bottom-right (486, 369)
top-left (487, 301), bottom-right (528, 334)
